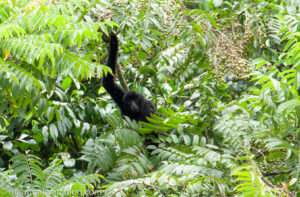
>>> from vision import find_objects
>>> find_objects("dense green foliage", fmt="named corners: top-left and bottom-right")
top-left (0, 0), bottom-right (299, 196)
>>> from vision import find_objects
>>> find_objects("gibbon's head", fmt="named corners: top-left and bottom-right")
top-left (121, 90), bottom-right (155, 122)
top-left (122, 91), bottom-right (143, 114)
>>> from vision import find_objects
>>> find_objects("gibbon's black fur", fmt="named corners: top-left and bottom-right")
top-left (102, 33), bottom-right (155, 122)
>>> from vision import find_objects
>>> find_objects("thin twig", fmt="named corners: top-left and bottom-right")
top-left (109, 181), bottom-right (157, 197)
top-left (262, 170), bottom-right (292, 177)
top-left (246, 151), bottom-right (276, 188)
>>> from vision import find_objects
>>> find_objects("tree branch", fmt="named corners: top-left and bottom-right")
top-left (116, 63), bottom-right (129, 92)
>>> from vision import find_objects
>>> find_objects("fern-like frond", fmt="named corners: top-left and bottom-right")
top-left (251, 71), bottom-right (281, 92)
top-left (160, 161), bottom-right (224, 178)
top-left (54, 22), bottom-right (99, 48)
top-left (267, 16), bottom-right (282, 44)
top-left (0, 24), bottom-right (25, 39)
top-left (80, 139), bottom-right (116, 172)
top-left (214, 115), bottom-right (262, 148)
top-left (0, 3), bottom-right (16, 22)
top-left (10, 153), bottom-right (43, 188)
top-left (0, 37), bottom-right (63, 72)
top-left (5, 61), bottom-right (45, 90)
top-left (56, 174), bottom-right (103, 196)
top-left (140, 107), bottom-right (190, 134)
top-left (34, 159), bottom-right (65, 190)
top-left (58, 50), bottom-right (99, 80)
top-left (106, 115), bottom-right (143, 148)
top-left (0, 169), bottom-right (15, 190)
top-left (231, 156), bottom-right (278, 197)
top-left (153, 146), bottom-right (194, 162)
top-left (115, 127), bottom-right (142, 148)
top-left (107, 146), bottom-right (152, 181)
top-left (0, 60), bottom-right (46, 110)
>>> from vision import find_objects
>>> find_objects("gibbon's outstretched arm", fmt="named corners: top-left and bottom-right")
top-left (103, 33), bottom-right (155, 122)
top-left (102, 33), bottom-right (125, 108)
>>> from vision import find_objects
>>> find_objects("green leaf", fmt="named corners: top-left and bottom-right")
top-left (61, 77), bottom-right (72, 90)
top-left (98, 22), bottom-right (108, 36)
top-left (3, 141), bottom-right (13, 150)
top-left (42, 126), bottom-right (49, 144)
top-left (37, 98), bottom-right (47, 115)
top-left (50, 124), bottom-right (58, 142)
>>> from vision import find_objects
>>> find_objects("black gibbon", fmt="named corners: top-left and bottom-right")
top-left (102, 33), bottom-right (155, 122)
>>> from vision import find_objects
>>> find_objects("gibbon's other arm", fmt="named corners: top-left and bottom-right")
top-left (102, 33), bottom-right (125, 108)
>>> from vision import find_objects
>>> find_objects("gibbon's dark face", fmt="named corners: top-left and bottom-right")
top-left (129, 100), bottom-right (140, 113)
top-left (122, 91), bottom-right (142, 113)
